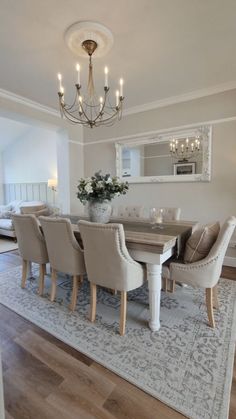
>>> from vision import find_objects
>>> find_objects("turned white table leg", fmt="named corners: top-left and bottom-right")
top-left (147, 263), bottom-right (162, 331)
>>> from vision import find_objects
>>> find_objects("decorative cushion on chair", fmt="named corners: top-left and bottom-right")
top-left (184, 222), bottom-right (220, 263)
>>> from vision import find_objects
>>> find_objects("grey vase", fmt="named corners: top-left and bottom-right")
top-left (88, 200), bottom-right (112, 223)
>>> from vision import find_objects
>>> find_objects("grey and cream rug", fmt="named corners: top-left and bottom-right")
top-left (0, 265), bottom-right (235, 419)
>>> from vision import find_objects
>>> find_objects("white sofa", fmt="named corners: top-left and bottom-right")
top-left (0, 200), bottom-right (51, 239)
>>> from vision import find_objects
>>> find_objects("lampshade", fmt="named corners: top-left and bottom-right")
top-left (47, 178), bottom-right (57, 189)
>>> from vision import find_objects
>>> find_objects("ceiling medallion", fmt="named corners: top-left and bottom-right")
top-left (57, 21), bottom-right (124, 128)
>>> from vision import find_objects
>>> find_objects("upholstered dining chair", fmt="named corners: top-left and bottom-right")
top-left (149, 207), bottom-right (181, 222)
top-left (78, 220), bottom-right (146, 335)
top-left (111, 205), bottom-right (145, 220)
top-left (12, 214), bottom-right (49, 294)
top-left (39, 216), bottom-right (86, 311)
top-left (162, 216), bottom-right (236, 328)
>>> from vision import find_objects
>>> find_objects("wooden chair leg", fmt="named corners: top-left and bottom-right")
top-left (206, 288), bottom-right (215, 328)
top-left (90, 283), bottom-right (97, 322)
top-left (120, 291), bottom-right (127, 336)
top-left (169, 279), bottom-right (175, 293)
top-left (163, 278), bottom-right (168, 292)
top-left (21, 260), bottom-right (28, 288)
top-left (70, 275), bottom-right (79, 311)
top-left (213, 285), bottom-right (219, 309)
top-left (38, 264), bottom-right (46, 296)
top-left (50, 269), bottom-right (57, 302)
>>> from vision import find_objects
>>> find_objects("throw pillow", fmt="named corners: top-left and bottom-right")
top-left (0, 210), bottom-right (15, 219)
top-left (184, 222), bottom-right (220, 263)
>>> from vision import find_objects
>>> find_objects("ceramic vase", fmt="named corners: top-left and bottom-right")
top-left (87, 200), bottom-right (112, 223)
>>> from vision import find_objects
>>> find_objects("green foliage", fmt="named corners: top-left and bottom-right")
top-left (77, 171), bottom-right (129, 204)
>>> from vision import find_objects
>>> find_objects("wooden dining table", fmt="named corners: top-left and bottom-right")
top-left (69, 216), bottom-right (196, 332)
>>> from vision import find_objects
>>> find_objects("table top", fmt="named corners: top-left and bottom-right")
top-left (69, 216), bottom-right (196, 256)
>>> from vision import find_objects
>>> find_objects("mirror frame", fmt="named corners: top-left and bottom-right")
top-left (115, 125), bottom-right (212, 183)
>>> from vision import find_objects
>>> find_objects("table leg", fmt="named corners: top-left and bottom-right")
top-left (147, 263), bottom-right (162, 331)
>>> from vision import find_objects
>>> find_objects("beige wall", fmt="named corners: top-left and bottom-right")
top-left (84, 89), bottom-right (236, 142)
top-left (1, 88), bottom-right (236, 230)
top-left (84, 89), bottom-right (236, 229)
top-left (69, 141), bottom-right (84, 214)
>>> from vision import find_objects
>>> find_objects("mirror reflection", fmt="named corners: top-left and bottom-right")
top-left (116, 126), bottom-right (211, 183)
top-left (121, 140), bottom-right (203, 178)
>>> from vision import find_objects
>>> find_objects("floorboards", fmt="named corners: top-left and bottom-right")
top-left (0, 251), bottom-right (235, 419)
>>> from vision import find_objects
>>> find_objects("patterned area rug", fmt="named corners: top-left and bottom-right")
top-left (0, 265), bottom-right (235, 419)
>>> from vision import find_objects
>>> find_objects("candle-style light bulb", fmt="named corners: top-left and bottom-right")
top-left (60, 86), bottom-right (64, 104)
top-left (76, 63), bottom-right (80, 85)
top-left (104, 67), bottom-right (109, 88)
top-left (99, 97), bottom-right (103, 112)
top-left (57, 73), bottom-right (62, 92)
top-left (115, 90), bottom-right (119, 107)
top-left (119, 78), bottom-right (124, 97)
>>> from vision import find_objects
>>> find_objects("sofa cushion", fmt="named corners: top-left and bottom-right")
top-left (0, 219), bottom-right (14, 230)
top-left (0, 210), bottom-right (15, 219)
top-left (9, 200), bottom-right (24, 214)
top-left (184, 222), bottom-right (220, 263)
top-left (0, 204), bottom-right (12, 212)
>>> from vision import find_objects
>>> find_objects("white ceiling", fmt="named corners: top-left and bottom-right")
top-left (0, 117), bottom-right (30, 152)
top-left (0, 0), bottom-right (236, 111)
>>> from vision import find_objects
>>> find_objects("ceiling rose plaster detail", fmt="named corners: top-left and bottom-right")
top-left (64, 21), bottom-right (114, 58)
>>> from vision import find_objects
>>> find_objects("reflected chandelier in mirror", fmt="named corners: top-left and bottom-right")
top-left (116, 125), bottom-right (212, 183)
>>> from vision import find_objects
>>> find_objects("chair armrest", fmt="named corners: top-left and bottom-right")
top-left (170, 255), bottom-right (221, 288)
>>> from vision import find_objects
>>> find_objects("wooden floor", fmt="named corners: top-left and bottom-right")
top-left (0, 250), bottom-right (235, 419)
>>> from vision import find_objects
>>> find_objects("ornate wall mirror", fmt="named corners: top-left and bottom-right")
top-left (116, 125), bottom-right (212, 183)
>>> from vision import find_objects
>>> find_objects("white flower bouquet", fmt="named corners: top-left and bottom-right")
top-left (77, 171), bottom-right (129, 204)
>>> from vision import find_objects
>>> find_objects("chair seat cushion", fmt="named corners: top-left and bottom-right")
top-left (184, 222), bottom-right (220, 263)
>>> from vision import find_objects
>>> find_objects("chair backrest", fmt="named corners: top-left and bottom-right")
top-left (12, 214), bottom-right (48, 264)
top-left (79, 220), bottom-right (142, 291)
top-left (39, 217), bottom-right (85, 275)
top-left (206, 216), bottom-right (236, 276)
top-left (112, 205), bottom-right (144, 220)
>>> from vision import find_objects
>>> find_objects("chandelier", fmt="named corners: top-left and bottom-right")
top-left (57, 22), bottom-right (124, 129)
top-left (169, 136), bottom-right (201, 161)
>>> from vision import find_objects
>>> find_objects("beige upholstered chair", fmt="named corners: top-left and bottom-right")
top-left (40, 217), bottom-right (86, 310)
top-left (112, 205), bottom-right (145, 220)
top-left (12, 214), bottom-right (49, 294)
top-left (162, 216), bottom-right (236, 328)
top-left (79, 220), bottom-right (146, 335)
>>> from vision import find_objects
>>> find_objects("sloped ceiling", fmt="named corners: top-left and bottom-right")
top-left (0, 117), bottom-right (30, 152)
top-left (0, 0), bottom-right (236, 111)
